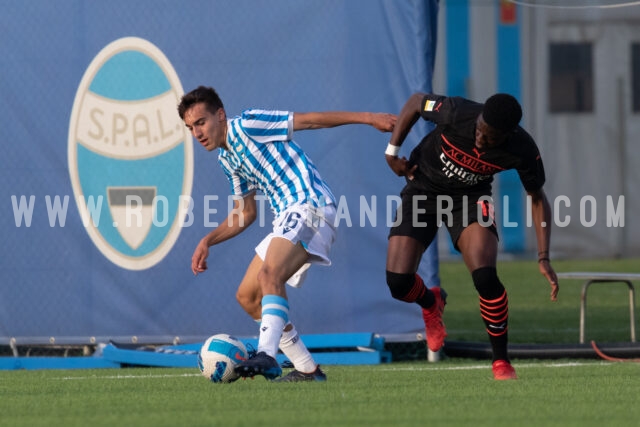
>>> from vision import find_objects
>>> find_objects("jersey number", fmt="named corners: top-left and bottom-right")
top-left (281, 211), bottom-right (302, 233)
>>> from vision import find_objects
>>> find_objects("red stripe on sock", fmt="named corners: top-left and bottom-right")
top-left (479, 290), bottom-right (509, 337)
top-left (399, 274), bottom-right (426, 303)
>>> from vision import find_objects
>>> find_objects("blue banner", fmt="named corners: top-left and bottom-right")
top-left (0, 0), bottom-right (439, 343)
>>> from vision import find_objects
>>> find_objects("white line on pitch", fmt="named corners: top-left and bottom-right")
top-left (53, 373), bottom-right (201, 380)
top-left (50, 361), bottom-right (614, 380)
top-left (379, 361), bottom-right (612, 372)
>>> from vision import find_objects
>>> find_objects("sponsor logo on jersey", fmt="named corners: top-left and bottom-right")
top-left (439, 135), bottom-right (504, 184)
top-left (424, 100), bottom-right (436, 111)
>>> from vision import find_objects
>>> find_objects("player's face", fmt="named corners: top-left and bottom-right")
top-left (475, 114), bottom-right (509, 150)
top-left (183, 102), bottom-right (227, 151)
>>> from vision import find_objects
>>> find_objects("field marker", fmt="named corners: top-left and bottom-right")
top-left (379, 360), bottom-right (611, 372)
top-left (53, 373), bottom-right (200, 380)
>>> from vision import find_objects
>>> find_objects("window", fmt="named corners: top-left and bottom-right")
top-left (549, 43), bottom-right (593, 112)
top-left (632, 43), bottom-right (640, 112)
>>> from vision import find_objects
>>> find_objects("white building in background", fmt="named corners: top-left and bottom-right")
top-left (433, 0), bottom-right (640, 258)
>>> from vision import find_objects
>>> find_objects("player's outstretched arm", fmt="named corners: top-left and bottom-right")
top-left (191, 193), bottom-right (258, 275)
top-left (293, 111), bottom-right (396, 132)
top-left (528, 188), bottom-right (559, 301)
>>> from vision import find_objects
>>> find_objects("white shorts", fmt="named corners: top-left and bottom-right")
top-left (255, 203), bottom-right (337, 288)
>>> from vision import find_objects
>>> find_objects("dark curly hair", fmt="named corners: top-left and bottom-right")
top-left (482, 93), bottom-right (522, 131)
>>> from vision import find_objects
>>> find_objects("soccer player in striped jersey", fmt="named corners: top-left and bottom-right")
top-left (178, 86), bottom-right (396, 381)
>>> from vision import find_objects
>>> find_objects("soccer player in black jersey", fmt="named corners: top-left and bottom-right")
top-left (384, 92), bottom-right (559, 380)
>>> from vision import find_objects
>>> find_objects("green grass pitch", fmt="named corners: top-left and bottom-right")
top-left (2, 361), bottom-right (639, 426)
top-left (1, 258), bottom-right (639, 426)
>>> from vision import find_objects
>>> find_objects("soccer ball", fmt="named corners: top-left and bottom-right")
top-left (197, 334), bottom-right (249, 383)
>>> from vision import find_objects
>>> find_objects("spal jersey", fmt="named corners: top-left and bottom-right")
top-left (218, 109), bottom-right (336, 216)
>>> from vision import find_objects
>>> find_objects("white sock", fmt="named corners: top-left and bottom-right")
top-left (280, 322), bottom-right (317, 373)
top-left (257, 295), bottom-right (289, 358)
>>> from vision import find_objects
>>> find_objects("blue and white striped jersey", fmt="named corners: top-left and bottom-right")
top-left (218, 109), bottom-right (336, 216)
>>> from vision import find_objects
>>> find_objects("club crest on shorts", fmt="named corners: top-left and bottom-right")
top-left (68, 37), bottom-right (193, 270)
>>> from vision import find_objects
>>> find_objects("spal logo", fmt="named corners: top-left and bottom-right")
top-left (68, 37), bottom-right (193, 270)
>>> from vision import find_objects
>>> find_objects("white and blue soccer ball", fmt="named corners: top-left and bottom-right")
top-left (197, 334), bottom-right (249, 383)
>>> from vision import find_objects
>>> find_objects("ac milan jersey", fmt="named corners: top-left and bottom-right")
top-left (408, 95), bottom-right (545, 197)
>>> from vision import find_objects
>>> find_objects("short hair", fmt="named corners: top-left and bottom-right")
top-left (177, 86), bottom-right (224, 120)
top-left (482, 93), bottom-right (522, 131)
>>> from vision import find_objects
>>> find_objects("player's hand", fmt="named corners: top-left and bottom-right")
top-left (371, 113), bottom-right (397, 132)
top-left (385, 155), bottom-right (418, 180)
top-left (538, 259), bottom-right (559, 301)
top-left (191, 241), bottom-right (210, 275)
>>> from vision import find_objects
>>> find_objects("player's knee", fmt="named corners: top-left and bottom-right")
top-left (236, 289), bottom-right (260, 315)
top-left (235, 290), bottom-right (249, 309)
top-left (471, 266), bottom-right (504, 299)
top-left (386, 271), bottom-right (415, 300)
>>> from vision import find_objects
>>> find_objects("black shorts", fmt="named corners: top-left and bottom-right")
top-left (388, 189), bottom-right (498, 251)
